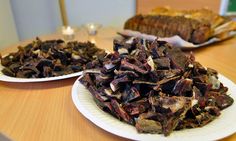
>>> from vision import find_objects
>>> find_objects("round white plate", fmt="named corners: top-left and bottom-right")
top-left (72, 74), bottom-right (236, 141)
top-left (0, 64), bottom-right (82, 82)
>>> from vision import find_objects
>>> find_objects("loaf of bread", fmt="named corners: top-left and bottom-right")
top-left (124, 8), bottom-right (234, 44)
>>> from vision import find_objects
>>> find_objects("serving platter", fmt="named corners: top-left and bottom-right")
top-left (0, 64), bottom-right (82, 82)
top-left (72, 74), bottom-right (236, 141)
top-left (118, 30), bottom-right (236, 50)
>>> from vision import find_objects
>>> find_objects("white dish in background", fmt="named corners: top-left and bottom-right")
top-left (72, 74), bottom-right (236, 141)
top-left (0, 64), bottom-right (82, 82)
top-left (118, 30), bottom-right (236, 50)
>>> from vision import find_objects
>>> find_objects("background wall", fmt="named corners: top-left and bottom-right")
top-left (0, 0), bottom-right (18, 49)
top-left (8, 0), bottom-right (235, 42)
top-left (65, 0), bottom-right (136, 27)
top-left (10, 0), bottom-right (136, 41)
top-left (10, 0), bottom-right (62, 41)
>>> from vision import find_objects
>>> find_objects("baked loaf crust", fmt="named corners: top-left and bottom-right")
top-left (123, 7), bottom-right (236, 44)
top-left (124, 14), bottom-right (212, 44)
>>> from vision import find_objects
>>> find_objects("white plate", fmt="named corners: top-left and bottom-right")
top-left (72, 74), bottom-right (236, 141)
top-left (0, 64), bottom-right (82, 82)
top-left (118, 30), bottom-right (236, 50)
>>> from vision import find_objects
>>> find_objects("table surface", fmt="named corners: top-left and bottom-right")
top-left (0, 27), bottom-right (236, 141)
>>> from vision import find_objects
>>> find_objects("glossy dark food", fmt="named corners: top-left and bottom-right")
top-left (0, 38), bottom-right (107, 78)
top-left (79, 38), bottom-right (234, 136)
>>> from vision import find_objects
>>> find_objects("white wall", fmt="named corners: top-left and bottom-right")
top-left (10, 0), bottom-right (136, 41)
top-left (66, 0), bottom-right (136, 27)
top-left (0, 0), bottom-right (19, 49)
top-left (10, 0), bottom-right (62, 41)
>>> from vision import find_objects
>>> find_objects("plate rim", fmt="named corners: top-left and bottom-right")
top-left (71, 74), bottom-right (236, 141)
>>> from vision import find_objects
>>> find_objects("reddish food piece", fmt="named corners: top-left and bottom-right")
top-left (111, 99), bottom-right (134, 125)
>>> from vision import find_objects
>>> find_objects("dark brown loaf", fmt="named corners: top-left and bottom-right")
top-left (124, 15), bottom-right (212, 44)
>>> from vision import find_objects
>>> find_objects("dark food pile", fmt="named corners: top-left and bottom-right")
top-left (0, 38), bottom-right (107, 78)
top-left (80, 38), bottom-right (234, 136)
